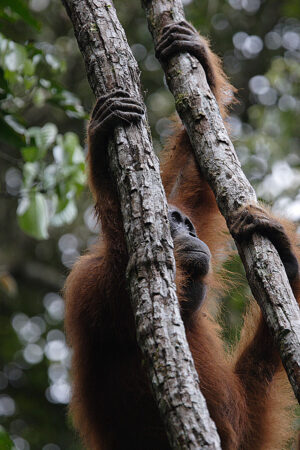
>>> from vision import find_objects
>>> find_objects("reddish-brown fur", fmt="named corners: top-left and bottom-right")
top-left (64, 35), bottom-right (300, 450)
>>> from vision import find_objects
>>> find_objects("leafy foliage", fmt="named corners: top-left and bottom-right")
top-left (17, 129), bottom-right (85, 239)
top-left (0, 22), bottom-right (87, 239)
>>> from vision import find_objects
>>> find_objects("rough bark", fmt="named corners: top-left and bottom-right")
top-left (142, 0), bottom-right (300, 403)
top-left (61, 0), bottom-right (221, 448)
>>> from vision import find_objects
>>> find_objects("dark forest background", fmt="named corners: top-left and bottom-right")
top-left (0, 0), bottom-right (299, 448)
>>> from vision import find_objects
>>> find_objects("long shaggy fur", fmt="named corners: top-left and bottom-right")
top-left (64, 31), bottom-right (299, 450)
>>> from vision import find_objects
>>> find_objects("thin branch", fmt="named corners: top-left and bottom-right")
top-left (61, 0), bottom-right (221, 448)
top-left (142, 0), bottom-right (300, 403)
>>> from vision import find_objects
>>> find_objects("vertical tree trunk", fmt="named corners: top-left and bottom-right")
top-left (142, 0), bottom-right (300, 403)
top-left (61, 0), bottom-right (222, 447)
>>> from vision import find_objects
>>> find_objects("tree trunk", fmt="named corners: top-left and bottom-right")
top-left (142, 0), bottom-right (300, 404)
top-left (61, 0), bottom-right (221, 448)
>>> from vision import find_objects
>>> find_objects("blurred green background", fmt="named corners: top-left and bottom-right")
top-left (0, 0), bottom-right (299, 448)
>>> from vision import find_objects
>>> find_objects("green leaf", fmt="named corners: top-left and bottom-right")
top-left (27, 123), bottom-right (57, 152)
top-left (63, 132), bottom-right (79, 152)
top-left (24, 76), bottom-right (37, 90)
top-left (70, 167), bottom-right (86, 189)
top-left (51, 198), bottom-right (77, 227)
top-left (23, 59), bottom-right (35, 76)
top-left (23, 162), bottom-right (39, 189)
top-left (45, 53), bottom-right (61, 71)
top-left (0, 426), bottom-right (13, 449)
top-left (3, 43), bottom-right (27, 72)
top-left (63, 132), bottom-right (85, 163)
top-left (41, 123), bottom-right (58, 149)
top-left (17, 192), bottom-right (49, 239)
top-left (0, 67), bottom-right (9, 92)
top-left (47, 89), bottom-right (87, 119)
top-left (4, 115), bottom-right (25, 134)
top-left (21, 146), bottom-right (42, 162)
top-left (0, 114), bottom-right (24, 148)
top-left (43, 164), bottom-right (57, 190)
top-left (53, 145), bottom-right (64, 163)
